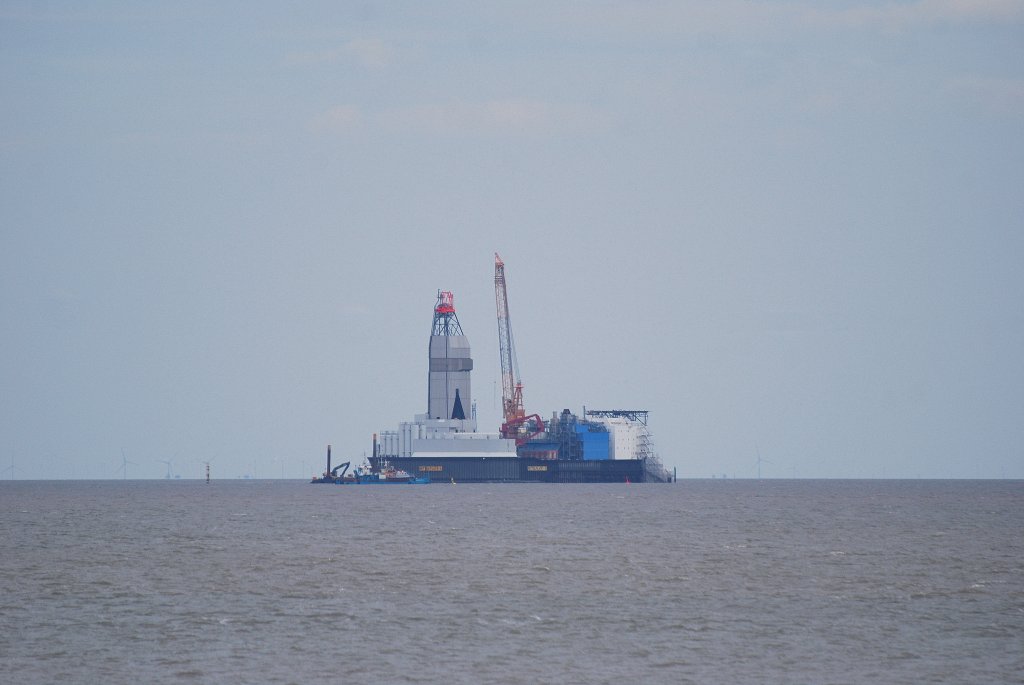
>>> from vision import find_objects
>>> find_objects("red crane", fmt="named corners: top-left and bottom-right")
top-left (494, 253), bottom-right (544, 444)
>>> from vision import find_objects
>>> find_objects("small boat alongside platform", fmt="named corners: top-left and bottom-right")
top-left (311, 445), bottom-right (430, 485)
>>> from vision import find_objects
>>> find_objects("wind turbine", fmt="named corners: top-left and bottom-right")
top-left (157, 459), bottom-right (173, 479)
top-left (117, 449), bottom-right (138, 480)
top-left (756, 443), bottom-right (772, 480)
top-left (3, 455), bottom-right (23, 480)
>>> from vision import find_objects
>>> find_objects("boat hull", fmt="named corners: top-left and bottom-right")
top-left (370, 456), bottom-right (664, 483)
top-left (311, 475), bottom-right (430, 485)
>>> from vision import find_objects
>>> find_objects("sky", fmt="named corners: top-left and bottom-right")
top-left (1, 1), bottom-right (1022, 480)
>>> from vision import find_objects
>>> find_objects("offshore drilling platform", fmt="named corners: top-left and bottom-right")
top-left (369, 254), bottom-right (671, 483)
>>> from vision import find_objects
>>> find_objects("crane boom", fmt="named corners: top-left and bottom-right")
top-left (494, 253), bottom-right (523, 424)
top-left (494, 253), bottom-right (544, 444)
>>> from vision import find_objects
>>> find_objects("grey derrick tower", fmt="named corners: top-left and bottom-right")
top-left (427, 291), bottom-right (473, 422)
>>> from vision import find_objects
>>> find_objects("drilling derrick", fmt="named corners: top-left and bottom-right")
top-left (494, 253), bottom-right (544, 444)
top-left (428, 290), bottom-right (473, 423)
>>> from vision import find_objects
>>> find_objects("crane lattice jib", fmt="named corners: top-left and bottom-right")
top-left (494, 253), bottom-right (524, 423)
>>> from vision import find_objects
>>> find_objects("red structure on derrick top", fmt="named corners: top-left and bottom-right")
top-left (435, 290), bottom-right (455, 314)
top-left (431, 290), bottom-right (463, 336)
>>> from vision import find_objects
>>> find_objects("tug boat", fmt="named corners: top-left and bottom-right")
top-left (351, 466), bottom-right (430, 485)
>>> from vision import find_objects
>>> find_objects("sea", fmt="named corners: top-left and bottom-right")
top-left (1, 479), bottom-right (1021, 684)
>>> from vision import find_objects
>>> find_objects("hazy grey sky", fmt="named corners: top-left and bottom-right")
top-left (2, 1), bottom-right (1022, 479)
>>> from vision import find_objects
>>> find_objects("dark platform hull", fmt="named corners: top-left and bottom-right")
top-left (369, 456), bottom-right (666, 483)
